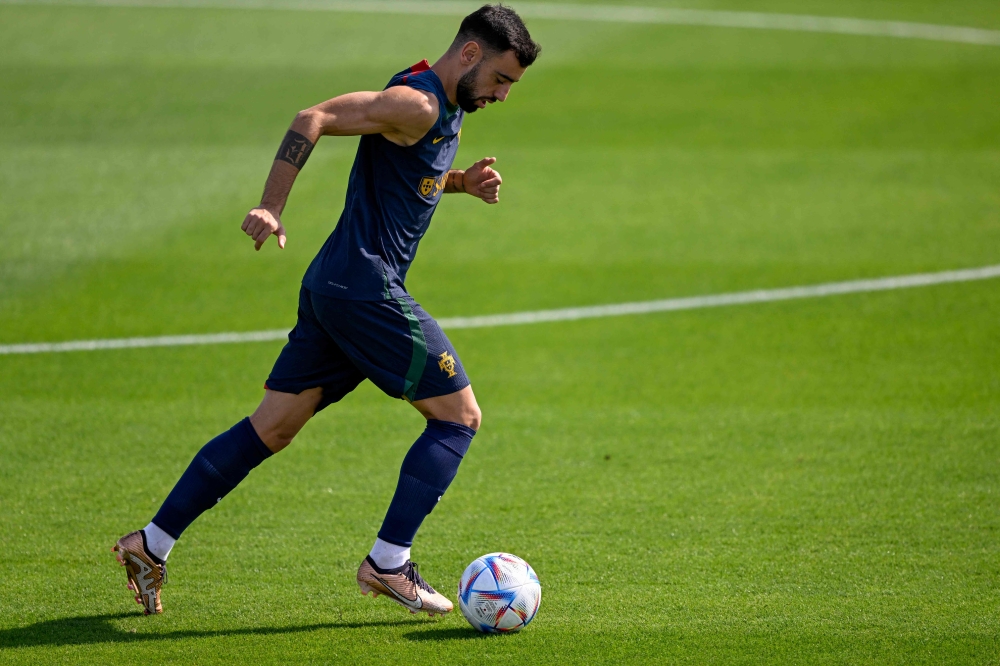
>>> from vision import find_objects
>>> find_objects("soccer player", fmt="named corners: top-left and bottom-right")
top-left (113, 5), bottom-right (540, 616)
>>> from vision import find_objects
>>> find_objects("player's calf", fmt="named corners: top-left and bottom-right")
top-left (112, 417), bottom-right (276, 614)
top-left (360, 418), bottom-right (475, 616)
top-left (376, 419), bottom-right (476, 550)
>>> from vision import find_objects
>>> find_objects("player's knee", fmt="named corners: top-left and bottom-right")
top-left (250, 387), bottom-right (320, 452)
top-left (426, 401), bottom-right (480, 431)
top-left (271, 428), bottom-right (298, 450)
top-left (464, 403), bottom-right (482, 432)
top-left (251, 418), bottom-right (301, 453)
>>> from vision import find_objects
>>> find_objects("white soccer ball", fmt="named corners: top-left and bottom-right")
top-left (458, 552), bottom-right (541, 633)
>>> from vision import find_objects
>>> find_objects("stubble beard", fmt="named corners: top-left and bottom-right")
top-left (456, 63), bottom-right (484, 113)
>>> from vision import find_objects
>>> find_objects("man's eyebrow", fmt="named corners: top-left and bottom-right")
top-left (496, 70), bottom-right (520, 83)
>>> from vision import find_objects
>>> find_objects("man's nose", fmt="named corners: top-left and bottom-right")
top-left (495, 85), bottom-right (511, 102)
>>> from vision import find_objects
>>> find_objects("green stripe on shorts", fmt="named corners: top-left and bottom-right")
top-left (397, 297), bottom-right (427, 401)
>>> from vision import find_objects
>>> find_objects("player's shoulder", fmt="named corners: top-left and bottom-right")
top-left (373, 61), bottom-right (445, 144)
top-left (367, 87), bottom-right (437, 146)
top-left (384, 60), bottom-right (442, 119)
top-left (379, 85), bottom-right (439, 119)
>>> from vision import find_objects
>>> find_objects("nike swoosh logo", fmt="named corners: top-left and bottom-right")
top-left (373, 575), bottom-right (423, 609)
top-left (129, 556), bottom-right (158, 604)
top-left (432, 136), bottom-right (445, 144)
top-left (134, 558), bottom-right (152, 580)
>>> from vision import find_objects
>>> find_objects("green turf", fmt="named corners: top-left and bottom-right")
top-left (1, 2), bottom-right (999, 663)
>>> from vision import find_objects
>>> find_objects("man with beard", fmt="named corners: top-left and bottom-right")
top-left (112, 4), bottom-right (540, 617)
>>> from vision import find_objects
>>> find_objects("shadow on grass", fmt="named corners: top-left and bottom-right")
top-left (0, 613), bottom-right (409, 649)
top-left (403, 627), bottom-right (499, 642)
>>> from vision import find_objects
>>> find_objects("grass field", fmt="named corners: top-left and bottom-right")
top-left (2, 1), bottom-right (1000, 663)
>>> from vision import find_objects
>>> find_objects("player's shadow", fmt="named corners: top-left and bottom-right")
top-left (403, 626), bottom-right (497, 641)
top-left (0, 612), bottom-right (409, 649)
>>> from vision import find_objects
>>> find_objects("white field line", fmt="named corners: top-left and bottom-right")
top-left (2, 264), bottom-right (999, 355)
top-left (2, 0), bottom-right (999, 47)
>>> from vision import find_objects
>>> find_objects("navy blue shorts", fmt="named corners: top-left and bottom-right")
top-left (265, 286), bottom-right (470, 411)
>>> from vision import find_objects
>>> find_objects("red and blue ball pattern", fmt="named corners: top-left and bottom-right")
top-left (458, 553), bottom-right (541, 633)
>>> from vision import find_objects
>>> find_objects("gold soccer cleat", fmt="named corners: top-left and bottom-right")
top-left (113, 530), bottom-right (167, 615)
top-left (357, 556), bottom-right (453, 617)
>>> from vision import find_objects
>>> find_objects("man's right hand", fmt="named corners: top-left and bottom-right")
top-left (241, 207), bottom-right (287, 251)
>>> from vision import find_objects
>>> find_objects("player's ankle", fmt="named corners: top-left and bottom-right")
top-left (369, 538), bottom-right (410, 570)
top-left (142, 522), bottom-right (176, 562)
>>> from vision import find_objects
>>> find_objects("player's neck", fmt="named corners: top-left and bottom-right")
top-left (430, 54), bottom-right (460, 107)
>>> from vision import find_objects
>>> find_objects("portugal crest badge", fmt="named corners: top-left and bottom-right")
top-left (438, 351), bottom-right (457, 378)
top-left (419, 176), bottom-right (435, 197)
top-left (418, 174), bottom-right (447, 199)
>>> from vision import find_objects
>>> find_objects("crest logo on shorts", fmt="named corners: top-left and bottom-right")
top-left (419, 174), bottom-right (447, 199)
top-left (438, 351), bottom-right (457, 378)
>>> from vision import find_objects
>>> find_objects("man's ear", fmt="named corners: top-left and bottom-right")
top-left (460, 40), bottom-right (482, 66)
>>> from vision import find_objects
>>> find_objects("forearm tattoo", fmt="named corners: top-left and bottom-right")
top-left (275, 130), bottom-right (315, 169)
top-left (447, 170), bottom-right (466, 193)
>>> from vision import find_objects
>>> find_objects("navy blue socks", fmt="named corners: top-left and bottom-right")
top-left (150, 417), bottom-right (472, 550)
top-left (377, 419), bottom-right (476, 547)
top-left (152, 417), bottom-right (273, 539)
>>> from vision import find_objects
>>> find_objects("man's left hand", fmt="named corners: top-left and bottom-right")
top-left (464, 157), bottom-right (502, 204)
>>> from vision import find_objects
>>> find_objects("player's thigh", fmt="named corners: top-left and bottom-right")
top-left (260, 287), bottom-right (367, 451)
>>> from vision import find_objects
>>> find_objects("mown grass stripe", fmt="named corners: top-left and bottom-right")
top-left (1, 0), bottom-right (999, 47)
top-left (2, 264), bottom-right (998, 355)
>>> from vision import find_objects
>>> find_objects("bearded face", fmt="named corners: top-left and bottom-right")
top-left (456, 62), bottom-right (492, 113)
top-left (454, 49), bottom-right (526, 113)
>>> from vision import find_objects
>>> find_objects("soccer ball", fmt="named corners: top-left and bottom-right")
top-left (458, 552), bottom-right (541, 633)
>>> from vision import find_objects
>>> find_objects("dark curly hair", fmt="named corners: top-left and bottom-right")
top-left (451, 4), bottom-right (541, 67)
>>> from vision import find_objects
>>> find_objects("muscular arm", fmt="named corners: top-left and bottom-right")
top-left (242, 88), bottom-right (440, 251)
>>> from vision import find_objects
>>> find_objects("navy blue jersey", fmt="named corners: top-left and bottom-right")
top-left (302, 60), bottom-right (464, 301)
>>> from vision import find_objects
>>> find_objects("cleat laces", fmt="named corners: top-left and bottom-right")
top-left (404, 561), bottom-right (435, 594)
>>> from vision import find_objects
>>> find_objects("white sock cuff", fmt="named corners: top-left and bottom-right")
top-left (143, 522), bottom-right (176, 562)
top-left (369, 538), bottom-right (410, 570)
